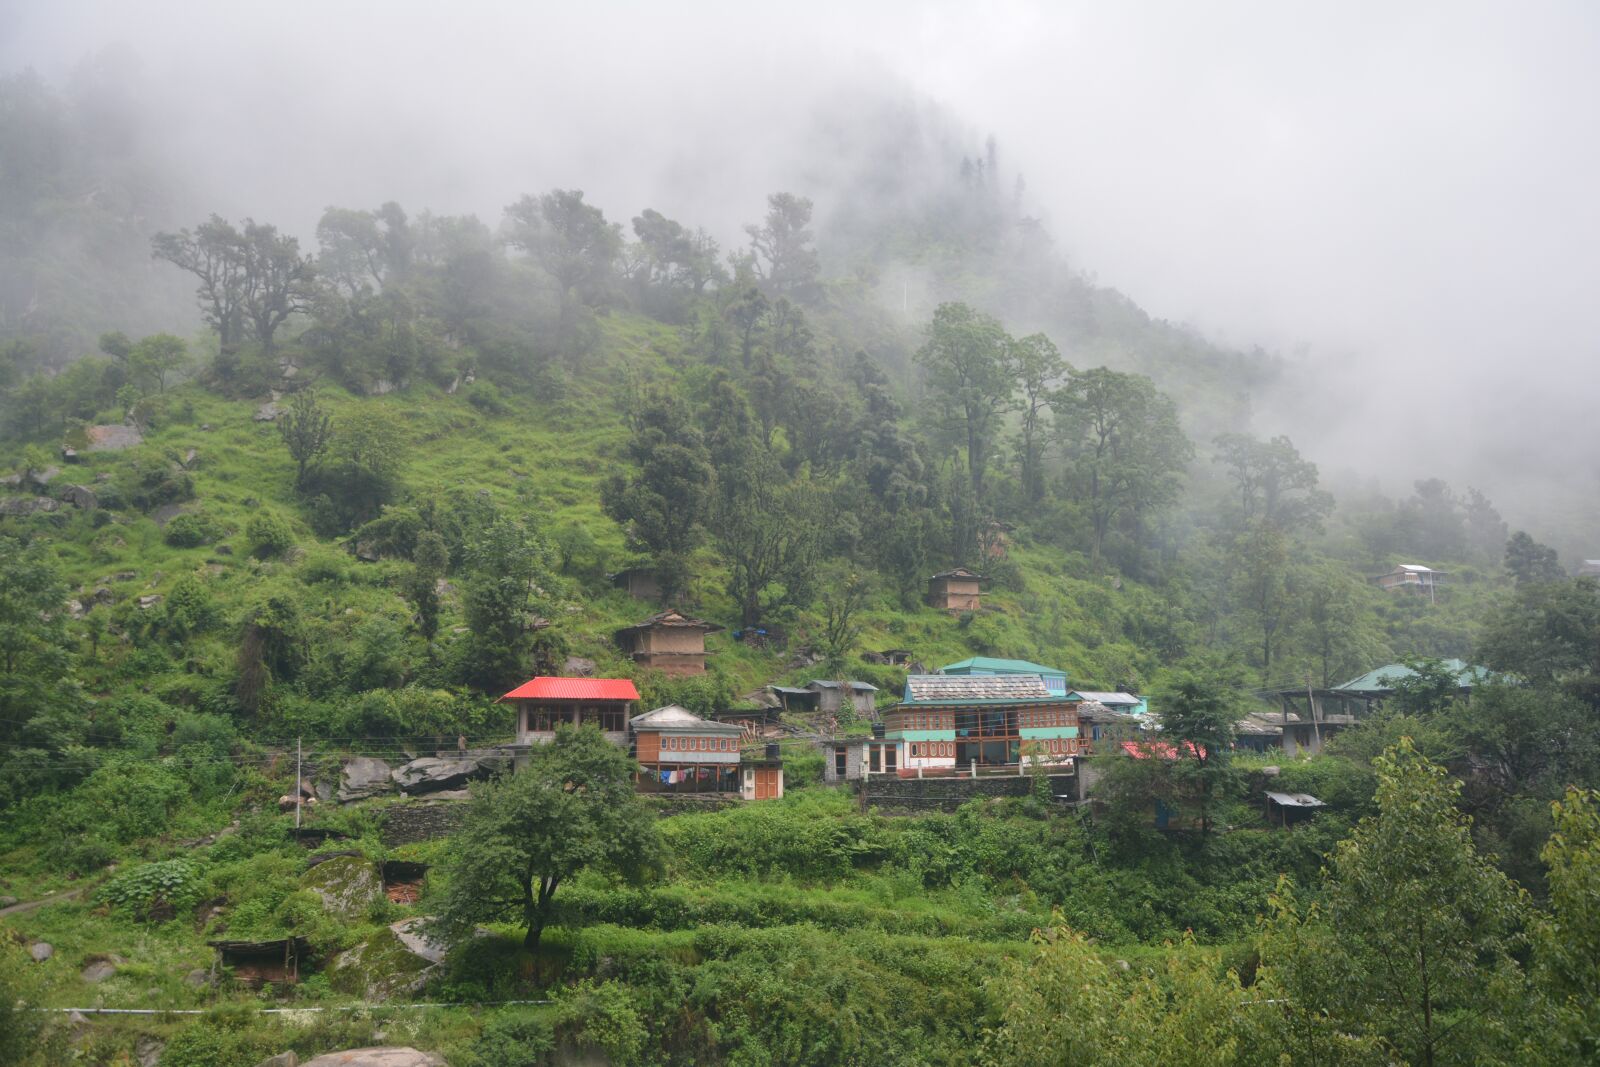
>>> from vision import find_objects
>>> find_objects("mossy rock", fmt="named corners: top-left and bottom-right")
top-left (327, 926), bottom-right (435, 1001)
top-left (300, 854), bottom-right (382, 921)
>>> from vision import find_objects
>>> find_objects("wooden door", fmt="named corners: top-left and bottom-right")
top-left (755, 767), bottom-right (779, 800)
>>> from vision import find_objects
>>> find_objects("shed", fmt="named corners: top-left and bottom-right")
top-left (610, 566), bottom-right (664, 601)
top-left (768, 685), bottom-right (821, 712)
top-left (805, 679), bottom-right (878, 716)
top-left (927, 567), bottom-right (986, 612)
top-left (615, 609), bottom-right (723, 677)
top-left (209, 937), bottom-right (311, 988)
top-left (1265, 790), bottom-right (1325, 828)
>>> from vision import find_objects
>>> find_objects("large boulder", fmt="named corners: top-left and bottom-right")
top-left (301, 855), bottom-right (383, 921)
top-left (338, 757), bottom-right (396, 802)
top-left (300, 1050), bottom-right (447, 1067)
top-left (58, 484), bottom-right (98, 510)
top-left (391, 752), bottom-right (508, 795)
top-left (83, 424), bottom-right (143, 451)
top-left (327, 928), bottom-right (437, 1001)
top-left (29, 942), bottom-right (52, 962)
top-left (388, 918), bottom-right (448, 965)
top-left (0, 497), bottom-right (60, 516)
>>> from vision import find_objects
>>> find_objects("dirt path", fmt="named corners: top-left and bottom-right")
top-left (0, 887), bottom-right (85, 918)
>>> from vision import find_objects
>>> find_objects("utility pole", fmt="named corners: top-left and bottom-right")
top-left (295, 737), bottom-right (303, 830)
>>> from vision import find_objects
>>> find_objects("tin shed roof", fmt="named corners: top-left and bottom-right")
top-left (939, 656), bottom-right (1068, 680)
top-left (500, 677), bottom-right (640, 702)
top-left (1332, 659), bottom-right (1493, 695)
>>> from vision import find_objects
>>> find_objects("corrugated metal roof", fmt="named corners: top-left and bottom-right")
top-left (1265, 791), bottom-right (1325, 808)
top-left (902, 673), bottom-right (1055, 705)
top-left (806, 679), bottom-right (879, 691)
top-left (500, 677), bottom-right (640, 702)
top-left (630, 705), bottom-right (742, 733)
top-left (770, 685), bottom-right (812, 696)
top-left (1332, 659), bottom-right (1493, 695)
top-left (939, 656), bottom-right (1068, 679)
top-left (1071, 690), bottom-right (1140, 705)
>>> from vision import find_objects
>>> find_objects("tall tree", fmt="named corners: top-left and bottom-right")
top-left (711, 445), bottom-right (824, 627)
top-left (1260, 739), bottom-right (1531, 1066)
top-left (1212, 433), bottom-right (1332, 533)
top-left (1538, 787), bottom-right (1600, 1059)
top-left (1504, 530), bottom-right (1564, 587)
top-left (458, 516), bottom-right (558, 691)
top-left (745, 192), bottom-right (820, 301)
top-left (915, 302), bottom-right (1017, 507)
top-left (126, 333), bottom-right (189, 393)
top-left (503, 189), bottom-right (621, 307)
top-left (1155, 664), bottom-right (1240, 835)
top-left (601, 388), bottom-right (713, 599)
top-left (1052, 367), bottom-right (1191, 562)
top-left (152, 215), bottom-right (248, 352)
top-left (406, 528), bottom-right (449, 641)
top-left (433, 726), bottom-right (662, 952)
top-left (1011, 331), bottom-right (1066, 505)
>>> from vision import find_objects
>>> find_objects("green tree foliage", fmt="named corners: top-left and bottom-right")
top-left (126, 331), bottom-right (189, 393)
top-left (1479, 576), bottom-right (1600, 705)
top-left (244, 510), bottom-right (296, 559)
top-left (601, 388), bottom-right (713, 599)
top-left (915, 301), bottom-right (1017, 508)
top-left (1213, 432), bottom-right (1333, 534)
top-left (1011, 331), bottom-right (1066, 505)
top-left (235, 593), bottom-right (305, 715)
top-left (744, 192), bottom-right (821, 302)
top-left (1538, 788), bottom-right (1600, 1059)
top-left (1052, 366), bottom-right (1191, 563)
top-left (710, 444), bottom-right (825, 627)
top-left (1155, 664), bottom-right (1241, 834)
top-left (277, 390), bottom-right (333, 491)
top-left (433, 725), bottom-right (663, 951)
top-left (457, 516), bottom-right (558, 691)
top-left (152, 215), bottom-right (316, 352)
top-left (1504, 530), bottom-right (1564, 587)
top-left (406, 528), bottom-right (449, 641)
top-left (0, 537), bottom-right (81, 782)
top-left (1260, 740), bottom-right (1531, 1066)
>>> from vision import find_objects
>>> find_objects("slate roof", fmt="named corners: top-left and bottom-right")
top-left (901, 673), bottom-right (1057, 705)
top-left (929, 567), bottom-right (986, 581)
top-left (616, 609), bottom-right (724, 634)
top-left (630, 704), bottom-right (742, 734)
top-left (1332, 659), bottom-right (1493, 695)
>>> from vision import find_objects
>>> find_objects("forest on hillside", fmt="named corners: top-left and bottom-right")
top-left (1, 60), bottom-right (1600, 1067)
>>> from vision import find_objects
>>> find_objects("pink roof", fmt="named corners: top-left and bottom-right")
top-left (500, 677), bottom-right (640, 702)
top-left (1120, 740), bottom-right (1205, 761)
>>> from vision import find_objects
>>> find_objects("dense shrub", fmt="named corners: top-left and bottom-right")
top-left (98, 857), bottom-right (204, 921)
top-left (246, 510), bottom-right (296, 558)
top-left (162, 511), bottom-right (220, 547)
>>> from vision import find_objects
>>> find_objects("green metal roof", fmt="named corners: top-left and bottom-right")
top-left (1332, 658), bottom-right (1495, 695)
top-left (938, 656), bottom-right (1069, 680)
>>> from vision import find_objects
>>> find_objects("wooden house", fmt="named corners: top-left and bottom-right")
top-left (610, 566), bottom-right (664, 601)
top-left (885, 674), bottom-right (1080, 771)
top-left (630, 704), bottom-right (743, 794)
top-left (865, 648), bottom-right (913, 666)
top-left (1076, 701), bottom-right (1142, 753)
top-left (615, 609), bottom-right (722, 677)
top-left (1370, 563), bottom-right (1445, 600)
top-left (1578, 560), bottom-right (1600, 578)
top-left (500, 676), bottom-right (639, 750)
top-left (940, 656), bottom-right (1072, 698)
top-left (209, 937), bottom-right (310, 988)
top-left (926, 567), bottom-right (986, 612)
top-left (806, 679), bottom-right (878, 716)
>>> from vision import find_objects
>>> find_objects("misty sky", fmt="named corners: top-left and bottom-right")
top-left (4, 0), bottom-right (1598, 512)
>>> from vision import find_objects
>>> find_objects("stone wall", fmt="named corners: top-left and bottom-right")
top-left (379, 799), bottom-right (467, 846)
top-left (860, 772), bottom-right (1077, 812)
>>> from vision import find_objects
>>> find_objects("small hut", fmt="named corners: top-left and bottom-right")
top-left (805, 679), bottom-right (878, 716)
top-left (927, 568), bottom-right (986, 612)
top-left (615, 609), bottom-right (722, 677)
top-left (209, 937), bottom-right (311, 988)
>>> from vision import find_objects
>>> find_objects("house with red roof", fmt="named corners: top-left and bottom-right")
top-left (500, 676), bottom-right (641, 749)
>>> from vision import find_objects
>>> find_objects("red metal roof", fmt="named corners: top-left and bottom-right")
top-left (500, 677), bottom-right (640, 702)
top-left (1121, 740), bottom-right (1205, 760)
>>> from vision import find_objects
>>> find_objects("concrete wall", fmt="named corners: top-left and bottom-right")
top-left (859, 772), bottom-right (1078, 811)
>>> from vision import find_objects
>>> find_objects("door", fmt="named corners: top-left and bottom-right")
top-left (755, 767), bottom-right (779, 800)
top-left (834, 748), bottom-right (847, 779)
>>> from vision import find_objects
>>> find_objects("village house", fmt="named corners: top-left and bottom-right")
top-left (940, 656), bottom-right (1072, 698)
top-left (767, 685), bottom-right (821, 712)
top-left (610, 566), bottom-right (664, 601)
top-left (1270, 658), bottom-right (1494, 756)
top-left (1076, 701), bottom-right (1143, 752)
top-left (630, 704), bottom-right (743, 794)
top-left (1370, 563), bottom-right (1446, 600)
top-left (501, 676), bottom-right (639, 751)
top-left (1264, 790), bottom-right (1325, 829)
top-left (614, 609), bottom-right (722, 677)
top-left (886, 673), bottom-right (1081, 771)
top-left (1069, 689), bottom-right (1148, 716)
top-left (822, 730), bottom-right (905, 782)
top-left (926, 567), bottom-right (986, 612)
top-left (806, 678), bottom-right (879, 716)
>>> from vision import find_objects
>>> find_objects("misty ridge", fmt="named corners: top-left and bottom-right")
top-left (0, 4), bottom-right (1597, 563)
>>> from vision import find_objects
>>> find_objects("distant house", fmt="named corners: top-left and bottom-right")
top-left (1331, 658), bottom-right (1495, 712)
top-left (631, 704), bottom-right (743, 794)
top-left (806, 679), bottom-right (878, 716)
top-left (610, 566), bottom-right (664, 601)
top-left (1578, 560), bottom-right (1600, 578)
top-left (822, 734), bottom-right (903, 781)
top-left (1371, 564), bottom-right (1446, 599)
top-left (864, 648), bottom-right (913, 666)
top-left (1264, 790), bottom-right (1325, 829)
top-left (501, 676), bottom-right (639, 750)
top-left (1234, 715), bottom-right (1285, 754)
top-left (940, 656), bottom-right (1071, 698)
top-left (1068, 689), bottom-right (1147, 715)
top-left (1076, 701), bottom-right (1142, 752)
top-left (741, 751), bottom-right (785, 801)
top-left (927, 567), bottom-right (986, 612)
top-left (615, 609), bottom-right (722, 677)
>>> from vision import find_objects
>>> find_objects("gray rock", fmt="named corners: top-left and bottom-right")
top-left (137, 595), bottom-right (163, 610)
top-left (183, 448), bottom-right (199, 469)
top-left (391, 753), bottom-right (508, 795)
top-left (327, 929), bottom-right (436, 1002)
top-left (184, 967), bottom-right (212, 987)
top-left (59, 484), bottom-right (98, 509)
top-left (150, 503), bottom-right (187, 526)
top-left (300, 1049), bottom-right (446, 1067)
top-left (369, 378), bottom-right (395, 396)
top-left (68, 599), bottom-right (86, 618)
top-left (29, 942), bottom-right (52, 962)
top-left (254, 401), bottom-right (281, 422)
top-left (0, 473), bottom-right (19, 487)
top-left (338, 757), bottom-right (396, 802)
top-left (389, 918), bottom-right (448, 965)
top-left (88, 586), bottom-right (114, 606)
top-left (30, 465), bottom-right (62, 486)
top-left (106, 570), bottom-right (137, 583)
top-left (135, 1035), bottom-right (164, 1067)
top-left (215, 544), bottom-right (233, 556)
top-left (302, 855), bottom-right (383, 921)
top-left (81, 957), bottom-right (120, 982)
top-left (0, 496), bottom-right (60, 515)
top-left (254, 1054), bottom-right (299, 1067)
top-left (563, 655), bottom-right (596, 676)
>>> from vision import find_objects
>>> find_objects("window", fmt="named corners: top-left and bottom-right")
top-left (600, 706), bottom-right (625, 732)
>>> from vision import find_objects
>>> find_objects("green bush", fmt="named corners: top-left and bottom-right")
top-left (461, 1009), bottom-right (556, 1067)
top-left (246, 510), bottom-right (296, 558)
top-left (163, 512), bottom-right (220, 547)
top-left (98, 858), bottom-right (204, 921)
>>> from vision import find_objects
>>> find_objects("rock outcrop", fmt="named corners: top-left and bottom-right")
top-left (0, 497), bottom-right (60, 515)
top-left (301, 855), bottom-right (383, 921)
top-left (327, 928), bottom-right (437, 1001)
top-left (390, 751), bottom-right (509, 795)
top-left (338, 757), bottom-right (396, 802)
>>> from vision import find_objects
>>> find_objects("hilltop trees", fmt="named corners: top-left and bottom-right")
top-left (744, 192), bottom-right (820, 302)
top-left (152, 216), bottom-right (316, 353)
top-left (916, 302), bottom-right (1018, 509)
